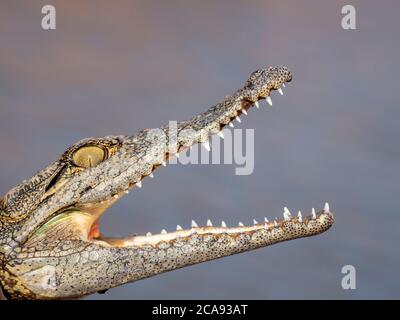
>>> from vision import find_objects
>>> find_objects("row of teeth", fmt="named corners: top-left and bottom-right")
top-left (228, 83), bottom-right (284, 129)
top-left (111, 83), bottom-right (287, 193)
top-left (145, 202), bottom-right (330, 236)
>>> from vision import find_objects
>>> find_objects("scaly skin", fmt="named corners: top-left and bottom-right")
top-left (0, 66), bottom-right (334, 299)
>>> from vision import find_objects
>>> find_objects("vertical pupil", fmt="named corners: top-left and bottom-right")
top-left (73, 146), bottom-right (105, 168)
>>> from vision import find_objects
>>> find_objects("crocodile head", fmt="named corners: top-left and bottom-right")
top-left (0, 66), bottom-right (333, 299)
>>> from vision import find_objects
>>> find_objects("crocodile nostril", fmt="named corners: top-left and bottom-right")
top-left (82, 186), bottom-right (93, 195)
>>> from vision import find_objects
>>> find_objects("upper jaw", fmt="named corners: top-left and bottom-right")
top-left (76, 66), bottom-right (293, 207)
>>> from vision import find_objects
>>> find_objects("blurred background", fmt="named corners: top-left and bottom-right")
top-left (0, 0), bottom-right (399, 299)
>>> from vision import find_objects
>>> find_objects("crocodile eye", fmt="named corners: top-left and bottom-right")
top-left (72, 145), bottom-right (106, 168)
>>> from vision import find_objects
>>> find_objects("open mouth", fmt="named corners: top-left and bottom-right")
top-left (27, 68), bottom-right (333, 250)
top-left (62, 81), bottom-right (332, 248)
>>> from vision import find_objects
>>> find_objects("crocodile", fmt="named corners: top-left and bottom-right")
top-left (0, 66), bottom-right (334, 299)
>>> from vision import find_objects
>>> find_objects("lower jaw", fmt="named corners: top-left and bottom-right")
top-left (90, 210), bottom-right (333, 248)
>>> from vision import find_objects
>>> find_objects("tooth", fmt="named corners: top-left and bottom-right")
top-left (176, 225), bottom-right (183, 231)
top-left (266, 96), bottom-right (272, 106)
top-left (124, 190), bottom-right (129, 194)
top-left (162, 161), bottom-right (167, 166)
top-left (297, 211), bottom-right (302, 222)
top-left (253, 219), bottom-right (258, 225)
top-left (324, 202), bottom-right (330, 213)
top-left (191, 220), bottom-right (198, 228)
top-left (255, 101), bottom-right (259, 108)
top-left (278, 88), bottom-right (283, 95)
top-left (113, 194), bottom-right (119, 199)
top-left (264, 217), bottom-right (269, 223)
top-left (206, 219), bottom-right (213, 227)
top-left (282, 83), bottom-right (286, 87)
top-left (161, 229), bottom-right (167, 234)
top-left (136, 181), bottom-right (142, 188)
top-left (242, 109), bottom-right (248, 115)
top-left (229, 122), bottom-right (234, 128)
top-left (274, 220), bottom-right (278, 227)
top-left (312, 208), bottom-right (317, 219)
top-left (217, 132), bottom-right (224, 139)
top-left (221, 221), bottom-right (227, 227)
top-left (149, 173), bottom-right (154, 178)
top-left (238, 222), bottom-right (244, 227)
top-left (203, 140), bottom-right (210, 151)
top-left (283, 207), bottom-right (291, 221)
top-left (146, 232), bottom-right (152, 236)
top-left (175, 153), bottom-right (180, 158)
top-left (235, 116), bottom-right (241, 123)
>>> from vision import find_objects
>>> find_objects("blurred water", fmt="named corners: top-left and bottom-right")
top-left (0, 0), bottom-right (399, 299)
